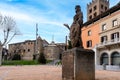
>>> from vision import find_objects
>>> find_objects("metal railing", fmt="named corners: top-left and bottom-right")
top-left (97, 38), bottom-right (120, 47)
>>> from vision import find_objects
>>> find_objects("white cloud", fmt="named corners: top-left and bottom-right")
top-left (0, 2), bottom-right (71, 28)
top-left (1, 10), bottom-right (33, 22)
top-left (1, 0), bottom-right (119, 44)
top-left (4, 0), bottom-right (76, 26)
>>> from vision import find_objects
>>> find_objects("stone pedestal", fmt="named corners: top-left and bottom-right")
top-left (62, 48), bottom-right (95, 80)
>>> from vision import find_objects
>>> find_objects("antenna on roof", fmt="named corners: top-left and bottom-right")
top-left (51, 35), bottom-right (55, 44)
top-left (35, 23), bottom-right (38, 57)
top-left (52, 35), bottom-right (54, 42)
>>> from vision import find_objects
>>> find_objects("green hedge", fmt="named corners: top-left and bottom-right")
top-left (2, 60), bottom-right (39, 65)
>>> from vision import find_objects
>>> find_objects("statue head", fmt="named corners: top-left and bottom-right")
top-left (75, 5), bottom-right (81, 13)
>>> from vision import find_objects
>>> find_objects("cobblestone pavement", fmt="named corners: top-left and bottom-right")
top-left (95, 70), bottom-right (120, 80)
top-left (0, 65), bottom-right (62, 80)
top-left (0, 65), bottom-right (120, 80)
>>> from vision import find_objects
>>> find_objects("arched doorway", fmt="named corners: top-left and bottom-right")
top-left (100, 53), bottom-right (108, 65)
top-left (111, 52), bottom-right (120, 65)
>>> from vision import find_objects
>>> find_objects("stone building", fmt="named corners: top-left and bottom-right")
top-left (44, 41), bottom-right (66, 60)
top-left (82, 1), bottom-right (120, 70)
top-left (9, 40), bottom-right (35, 60)
top-left (8, 36), bottom-right (65, 61)
top-left (87, 0), bottom-right (109, 21)
top-left (8, 36), bottom-right (48, 60)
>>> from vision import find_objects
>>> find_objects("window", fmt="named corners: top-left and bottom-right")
top-left (28, 42), bottom-right (30, 45)
top-left (105, 7), bottom-right (107, 11)
top-left (111, 32), bottom-right (119, 41)
top-left (28, 49), bottom-right (30, 52)
top-left (101, 4), bottom-right (103, 9)
top-left (87, 40), bottom-right (92, 48)
top-left (14, 50), bottom-right (16, 53)
top-left (101, 36), bottom-right (107, 43)
top-left (94, 5), bottom-right (97, 10)
top-left (23, 49), bottom-right (25, 53)
top-left (111, 52), bottom-right (120, 65)
top-left (89, 9), bottom-right (92, 13)
top-left (100, 53), bottom-right (108, 65)
top-left (23, 42), bottom-right (25, 45)
top-left (94, 12), bottom-right (97, 17)
top-left (101, 11), bottom-right (103, 14)
top-left (112, 19), bottom-right (117, 27)
top-left (102, 24), bottom-right (106, 31)
top-left (89, 15), bottom-right (92, 20)
top-left (88, 30), bottom-right (91, 36)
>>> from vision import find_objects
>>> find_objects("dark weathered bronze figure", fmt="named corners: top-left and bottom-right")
top-left (64, 5), bottom-right (83, 48)
top-left (62, 5), bottom-right (95, 80)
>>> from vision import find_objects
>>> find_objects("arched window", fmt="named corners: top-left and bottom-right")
top-left (100, 53), bottom-right (108, 65)
top-left (111, 52), bottom-right (120, 65)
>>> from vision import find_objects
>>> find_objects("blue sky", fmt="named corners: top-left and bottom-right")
top-left (0, 0), bottom-right (119, 45)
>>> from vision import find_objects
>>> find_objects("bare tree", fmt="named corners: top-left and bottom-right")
top-left (0, 14), bottom-right (20, 65)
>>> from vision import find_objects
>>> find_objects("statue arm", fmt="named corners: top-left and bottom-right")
top-left (63, 24), bottom-right (70, 30)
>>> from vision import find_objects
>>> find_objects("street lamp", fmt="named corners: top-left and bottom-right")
top-left (63, 24), bottom-right (70, 50)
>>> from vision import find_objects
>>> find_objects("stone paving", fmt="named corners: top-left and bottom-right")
top-left (0, 65), bottom-right (120, 80)
top-left (0, 65), bottom-right (62, 80)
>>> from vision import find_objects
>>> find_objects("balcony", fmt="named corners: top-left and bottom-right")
top-left (97, 38), bottom-right (120, 48)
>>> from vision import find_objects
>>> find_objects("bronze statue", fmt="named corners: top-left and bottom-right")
top-left (64, 5), bottom-right (83, 48)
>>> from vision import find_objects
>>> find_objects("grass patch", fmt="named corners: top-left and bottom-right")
top-left (46, 60), bottom-right (53, 63)
top-left (2, 60), bottom-right (57, 65)
top-left (2, 60), bottom-right (39, 65)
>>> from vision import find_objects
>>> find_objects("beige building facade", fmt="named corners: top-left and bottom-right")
top-left (9, 40), bottom-right (35, 60)
top-left (82, 1), bottom-right (120, 70)
top-left (44, 42), bottom-right (66, 60)
top-left (8, 36), bottom-right (48, 60)
top-left (96, 7), bottom-right (120, 69)
top-left (9, 37), bottom-right (65, 61)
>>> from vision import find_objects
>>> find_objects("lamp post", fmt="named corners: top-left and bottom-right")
top-left (34, 23), bottom-right (38, 60)
top-left (63, 24), bottom-right (70, 50)
top-left (0, 41), bottom-right (2, 65)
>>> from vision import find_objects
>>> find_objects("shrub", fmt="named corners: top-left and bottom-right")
top-left (38, 53), bottom-right (46, 64)
top-left (12, 54), bottom-right (21, 60)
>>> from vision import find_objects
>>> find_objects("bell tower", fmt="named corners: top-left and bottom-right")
top-left (87, 0), bottom-right (109, 21)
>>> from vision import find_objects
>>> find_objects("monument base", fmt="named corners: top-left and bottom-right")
top-left (62, 48), bottom-right (95, 80)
